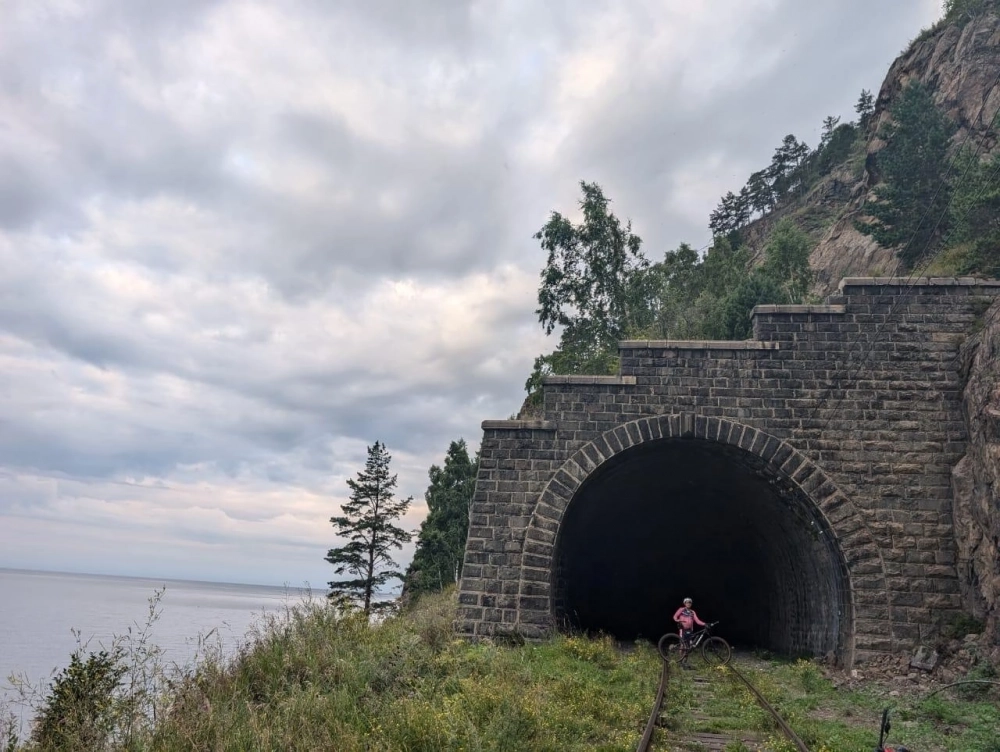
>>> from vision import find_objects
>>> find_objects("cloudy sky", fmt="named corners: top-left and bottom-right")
top-left (0, 0), bottom-right (941, 588)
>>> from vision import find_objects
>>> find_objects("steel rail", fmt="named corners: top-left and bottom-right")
top-left (635, 652), bottom-right (811, 752)
top-left (726, 662), bottom-right (811, 752)
top-left (634, 657), bottom-right (670, 752)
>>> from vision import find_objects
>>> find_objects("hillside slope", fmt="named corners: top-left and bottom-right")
top-left (744, 6), bottom-right (1000, 293)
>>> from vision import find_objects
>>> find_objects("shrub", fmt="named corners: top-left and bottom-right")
top-left (30, 647), bottom-right (126, 751)
top-left (1, 709), bottom-right (18, 752)
top-left (794, 660), bottom-right (825, 694)
top-left (941, 612), bottom-right (985, 640)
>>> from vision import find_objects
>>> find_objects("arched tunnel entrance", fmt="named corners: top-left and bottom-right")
top-left (552, 437), bottom-right (851, 659)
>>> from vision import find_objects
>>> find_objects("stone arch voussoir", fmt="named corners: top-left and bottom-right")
top-left (515, 413), bottom-right (889, 656)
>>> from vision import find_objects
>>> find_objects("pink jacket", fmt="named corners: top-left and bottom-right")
top-left (673, 607), bottom-right (705, 631)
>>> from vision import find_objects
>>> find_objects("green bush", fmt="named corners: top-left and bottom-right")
top-left (959, 660), bottom-right (998, 699)
top-left (941, 611), bottom-right (986, 639)
top-left (794, 660), bottom-right (825, 695)
top-left (30, 648), bottom-right (126, 751)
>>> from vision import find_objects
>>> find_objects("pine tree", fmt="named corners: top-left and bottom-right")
top-left (947, 149), bottom-right (1000, 275)
top-left (768, 135), bottom-right (809, 198)
top-left (820, 115), bottom-right (841, 148)
top-left (855, 89), bottom-right (875, 129)
top-left (855, 81), bottom-right (955, 267)
top-left (326, 441), bottom-right (412, 615)
top-left (709, 190), bottom-right (753, 238)
top-left (745, 169), bottom-right (775, 214)
top-left (403, 440), bottom-right (478, 598)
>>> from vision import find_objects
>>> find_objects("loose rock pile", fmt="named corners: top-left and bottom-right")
top-left (829, 634), bottom-right (999, 696)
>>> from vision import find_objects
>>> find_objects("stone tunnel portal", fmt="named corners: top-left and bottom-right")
top-left (553, 438), bottom-right (852, 658)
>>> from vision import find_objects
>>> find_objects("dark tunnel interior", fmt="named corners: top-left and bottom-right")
top-left (553, 438), bottom-right (850, 658)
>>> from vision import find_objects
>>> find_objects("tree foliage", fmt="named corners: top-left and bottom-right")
top-left (745, 170), bottom-right (775, 214)
top-left (856, 81), bottom-right (956, 267)
top-left (527, 182), bottom-right (653, 396)
top-left (855, 89), bottom-right (875, 129)
top-left (760, 219), bottom-right (814, 302)
top-left (326, 441), bottom-right (412, 615)
top-left (702, 220), bottom-right (813, 339)
top-left (646, 221), bottom-right (812, 341)
top-left (948, 150), bottom-right (1000, 275)
top-left (404, 439), bottom-right (478, 598)
top-left (708, 132), bottom-right (822, 243)
top-left (524, 181), bottom-right (818, 398)
top-left (821, 116), bottom-right (841, 145)
top-left (709, 189), bottom-right (752, 237)
top-left (768, 134), bottom-right (811, 198)
top-left (815, 121), bottom-right (858, 175)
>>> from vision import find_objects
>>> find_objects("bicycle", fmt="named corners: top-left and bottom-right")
top-left (875, 707), bottom-right (910, 752)
top-left (657, 621), bottom-right (732, 666)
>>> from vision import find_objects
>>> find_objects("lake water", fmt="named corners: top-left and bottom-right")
top-left (0, 568), bottom-right (315, 730)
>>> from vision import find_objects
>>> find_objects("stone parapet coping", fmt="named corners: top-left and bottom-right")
top-left (481, 420), bottom-right (558, 431)
top-left (618, 340), bottom-right (780, 350)
top-left (839, 276), bottom-right (1000, 291)
top-left (752, 304), bottom-right (847, 315)
top-left (542, 375), bottom-right (638, 385)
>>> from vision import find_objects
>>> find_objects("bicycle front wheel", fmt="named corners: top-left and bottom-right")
top-left (702, 636), bottom-right (732, 666)
top-left (657, 633), bottom-right (681, 662)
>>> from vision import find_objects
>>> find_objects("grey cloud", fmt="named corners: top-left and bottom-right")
top-left (0, 0), bottom-right (549, 295)
top-left (545, 0), bottom-right (939, 256)
top-left (0, 0), bottom-right (943, 583)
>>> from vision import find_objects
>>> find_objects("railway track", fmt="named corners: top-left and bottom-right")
top-left (635, 651), bottom-right (811, 752)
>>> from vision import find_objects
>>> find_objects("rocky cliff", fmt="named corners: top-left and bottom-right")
top-left (745, 7), bottom-right (1000, 295)
top-left (870, 9), bottom-right (1000, 657)
top-left (952, 302), bottom-right (1000, 657)
top-left (751, 6), bottom-right (1000, 654)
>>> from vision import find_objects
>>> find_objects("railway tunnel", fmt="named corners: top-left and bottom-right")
top-left (551, 437), bottom-right (851, 658)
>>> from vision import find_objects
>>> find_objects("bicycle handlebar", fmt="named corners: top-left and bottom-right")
top-left (672, 621), bottom-right (720, 630)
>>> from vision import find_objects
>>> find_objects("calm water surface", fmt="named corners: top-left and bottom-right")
top-left (0, 568), bottom-right (312, 723)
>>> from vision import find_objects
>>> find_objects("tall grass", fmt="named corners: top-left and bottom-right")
top-left (3, 589), bottom-right (659, 751)
top-left (2, 587), bottom-right (234, 752)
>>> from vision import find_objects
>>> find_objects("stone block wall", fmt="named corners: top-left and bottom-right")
top-left (457, 278), bottom-right (1000, 663)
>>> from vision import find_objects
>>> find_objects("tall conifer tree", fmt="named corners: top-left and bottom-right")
top-left (326, 441), bottom-right (412, 615)
top-left (856, 81), bottom-right (955, 267)
top-left (404, 439), bottom-right (478, 597)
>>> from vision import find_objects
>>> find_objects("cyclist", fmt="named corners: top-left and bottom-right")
top-left (673, 597), bottom-right (706, 651)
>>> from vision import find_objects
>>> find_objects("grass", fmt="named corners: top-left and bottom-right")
top-left (4, 591), bottom-right (998, 751)
top-left (921, 242), bottom-right (976, 276)
top-left (658, 656), bottom-right (1000, 752)
top-left (140, 592), bottom-right (661, 751)
top-left (3, 589), bottom-right (660, 751)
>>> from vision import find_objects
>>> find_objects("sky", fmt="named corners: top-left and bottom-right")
top-left (0, 0), bottom-right (942, 588)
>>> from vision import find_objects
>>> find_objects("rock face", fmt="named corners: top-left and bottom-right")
top-left (870, 10), bottom-right (1000, 165)
top-left (782, 10), bottom-right (1000, 656)
top-left (754, 9), bottom-right (1000, 297)
top-left (952, 299), bottom-right (1000, 651)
